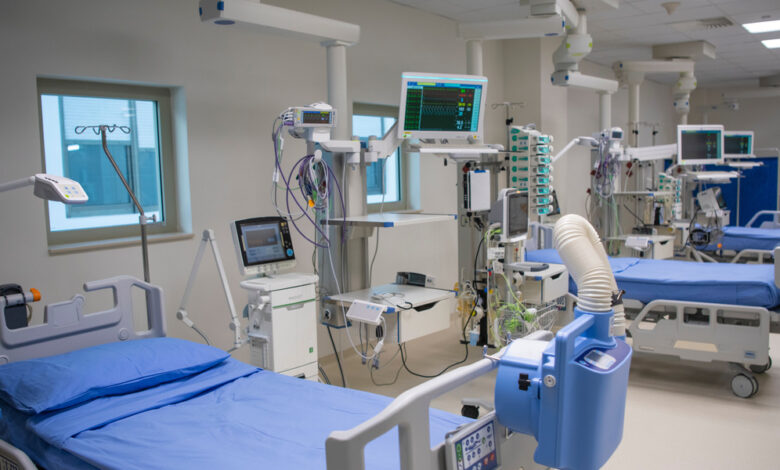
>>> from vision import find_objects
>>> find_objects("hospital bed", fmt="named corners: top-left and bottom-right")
top-left (0, 275), bottom-right (627, 470)
top-left (700, 210), bottom-right (780, 263)
top-left (525, 248), bottom-right (778, 398)
top-left (0, 276), bottom-right (540, 470)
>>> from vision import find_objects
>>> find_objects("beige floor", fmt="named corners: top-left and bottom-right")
top-left (320, 324), bottom-right (780, 470)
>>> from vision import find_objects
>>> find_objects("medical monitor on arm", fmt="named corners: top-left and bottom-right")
top-left (724, 131), bottom-right (754, 158)
top-left (231, 216), bottom-right (296, 276)
top-left (677, 125), bottom-right (724, 165)
top-left (398, 72), bottom-right (488, 141)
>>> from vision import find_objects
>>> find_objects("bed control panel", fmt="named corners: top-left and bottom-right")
top-left (445, 413), bottom-right (499, 470)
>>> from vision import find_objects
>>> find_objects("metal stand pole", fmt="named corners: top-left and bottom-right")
top-left (98, 126), bottom-right (152, 283)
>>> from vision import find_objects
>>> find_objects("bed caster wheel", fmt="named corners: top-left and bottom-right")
top-left (461, 404), bottom-right (480, 419)
top-left (731, 373), bottom-right (759, 398)
top-left (749, 356), bottom-right (772, 374)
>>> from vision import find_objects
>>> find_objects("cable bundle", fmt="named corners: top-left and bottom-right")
top-left (271, 115), bottom-right (345, 248)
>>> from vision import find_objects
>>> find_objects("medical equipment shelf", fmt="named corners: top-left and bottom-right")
top-left (613, 190), bottom-right (673, 196)
top-left (324, 212), bottom-right (456, 228)
top-left (326, 283), bottom-right (454, 313)
top-left (326, 283), bottom-right (456, 343)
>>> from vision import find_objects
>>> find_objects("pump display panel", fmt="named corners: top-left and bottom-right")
top-left (677, 125), bottom-right (724, 165)
top-left (398, 72), bottom-right (488, 141)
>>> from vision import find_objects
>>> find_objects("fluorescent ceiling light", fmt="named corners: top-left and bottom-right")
top-left (762, 38), bottom-right (780, 49)
top-left (743, 20), bottom-right (780, 33)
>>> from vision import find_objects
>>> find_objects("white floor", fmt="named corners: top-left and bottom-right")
top-left (320, 323), bottom-right (780, 470)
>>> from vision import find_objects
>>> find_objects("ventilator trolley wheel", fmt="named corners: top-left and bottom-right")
top-left (731, 373), bottom-right (758, 398)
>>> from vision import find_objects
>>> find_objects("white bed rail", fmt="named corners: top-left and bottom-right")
top-left (0, 276), bottom-right (165, 364)
top-left (325, 332), bottom-right (552, 470)
top-left (627, 299), bottom-right (770, 366)
top-left (0, 438), bottom-right (36, 470)
top-left (745, 210), bottom-right (780, 228)
top-left (326, 357), bottom-right (496, 470)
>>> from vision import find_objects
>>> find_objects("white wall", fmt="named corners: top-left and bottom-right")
top-left (0, 0), bottom-right (484, 362)
top-left (0, 0), bottom-right (680, 365)
top-left (691, 88), bottom-right (780, 152)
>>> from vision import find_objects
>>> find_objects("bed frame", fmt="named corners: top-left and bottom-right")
top-left (693, 210), bottom-right (780, 264)
top-left (529, 225), bottom-right (778, 398)
top-left (0, 276), bottom-right (542, 470)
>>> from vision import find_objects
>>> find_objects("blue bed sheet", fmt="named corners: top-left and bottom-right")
top-left (4, 358), bottom-right (470, 470)
top-left (525, 249), bottom-right (780, 308)
top-left (716, 226), bottom-right (780, 252)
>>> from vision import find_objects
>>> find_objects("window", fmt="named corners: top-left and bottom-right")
top-left (38, 78), bottom-right (184, 248)
top-left (352, 104), bottom-right (406, 211)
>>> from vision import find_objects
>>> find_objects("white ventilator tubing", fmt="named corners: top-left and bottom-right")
top-left (553, 214), bottom-right (626, 337)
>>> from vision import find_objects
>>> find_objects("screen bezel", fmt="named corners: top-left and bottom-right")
top-left (723, 130), bottom-right (754, 158)
top-left (676, 124), bottom-right (724, 166)
top-left (503, 191), bottom-right (529, 243)
top-left (397, 72), bottom-right (488, 141)
top-left (234, 218), bottom-right (293, 269)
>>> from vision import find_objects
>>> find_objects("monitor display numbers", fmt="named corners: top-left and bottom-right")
top-left (680, 130), bottom-right (721, 162)
top-left (302, 110), bottom-right (333, 125)
top-left (403, 82), bottom-right (482, 133)
top-left (242, 223), bottom-right (284, 265)
top-left (724, 134), bottom-right (752, 155)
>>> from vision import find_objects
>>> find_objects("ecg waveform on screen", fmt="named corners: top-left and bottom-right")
top-left (405, 86), bottom-right (476, 132)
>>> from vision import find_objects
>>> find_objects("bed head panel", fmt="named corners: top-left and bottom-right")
top-left (0, 276), bottom-right (166, 364)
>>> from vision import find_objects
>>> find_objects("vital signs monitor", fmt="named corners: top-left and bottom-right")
top-left (677, 125), bottom-right (724, 165)
top-left (723, 131), bottom-right (754, 158)
top-left (398, 72), bottom-right (488, 141)
top-left (231, 216), bottom-right (296, 276)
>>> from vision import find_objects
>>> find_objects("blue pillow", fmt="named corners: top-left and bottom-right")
top-left (0, 337), bottom-right (229, 414)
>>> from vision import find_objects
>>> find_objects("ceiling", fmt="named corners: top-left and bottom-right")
top-left (388, 0), bottom-right (780, 86)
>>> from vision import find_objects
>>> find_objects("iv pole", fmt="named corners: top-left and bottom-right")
top-left (74, 125), bottom-right (154, 283)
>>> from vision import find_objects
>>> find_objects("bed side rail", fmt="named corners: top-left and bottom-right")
top-left (745, 210), bottom-right (780, 228)
top-left (627, 299), bottom-right (770, 365)
top-left (326, 331), bottom-right (555, 470)
top-left (326, 358), bottom-right (497, 470)
top-left (0, 438), bottom-right (36, 470)
top-left (0, 276), bottom-right (165, 364)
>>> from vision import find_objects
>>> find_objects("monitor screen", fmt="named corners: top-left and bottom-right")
top-left (506, 192), bottom-right (529, 238)
top-left (677, 125), bottom-right (723, 165)
top-left (398, 72), bottom-right (487, 141)
top-left (724, 132), bottom-right (753, 156)
top-left (243, 223), bottom-right (284, 265)
top-left (231, 217), bottom-right (295, 275)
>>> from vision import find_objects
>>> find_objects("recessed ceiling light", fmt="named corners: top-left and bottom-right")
top-left (762, 38), bottom-right (780, 49)
top-left (743, 19), bottom-right (780, 33)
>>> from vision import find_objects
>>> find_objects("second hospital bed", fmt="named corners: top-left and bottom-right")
top-left (526, 249), bottom-right (779, 397)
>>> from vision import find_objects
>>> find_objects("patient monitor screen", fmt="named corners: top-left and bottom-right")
top-left (679, 128), bottom-right (722, 164)
top-left (401, 78), bottom-right (484, 137)
top-left (243, 224), bottom-right (284, 265)
top-left (234, 217), bottom-right (295, 271)
top-left (724, 134), bottom-right (752, 156)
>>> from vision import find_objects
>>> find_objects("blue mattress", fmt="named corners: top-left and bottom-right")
top-left (715, 226), bottom-right (780, 252)
top-left (525, 249), bottom-right (780, 308)
top-left (1, 359), bottom-right (470, 470)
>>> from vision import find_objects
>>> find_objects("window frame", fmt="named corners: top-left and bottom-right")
top-left (37, 78), bottom-right (181, 248)
top-left (352, 103), bottom-right (409, 213)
